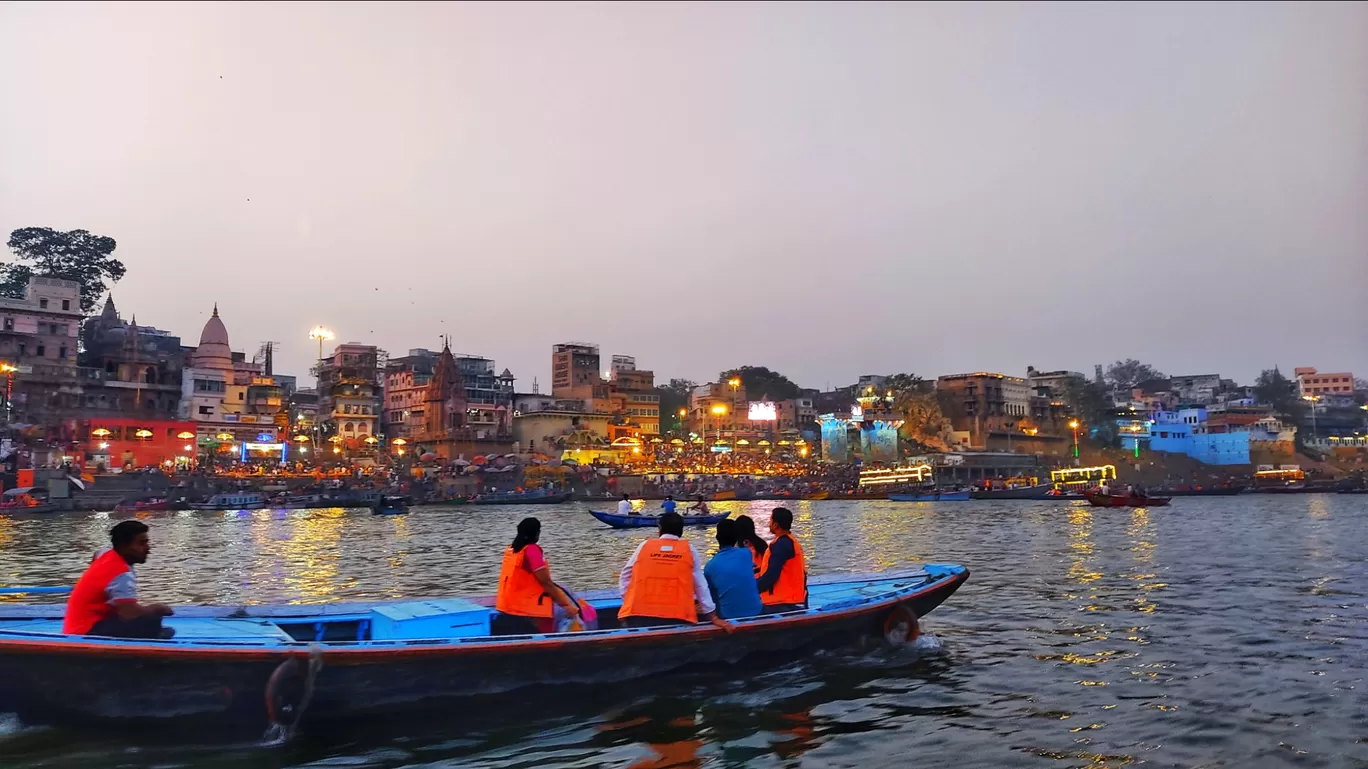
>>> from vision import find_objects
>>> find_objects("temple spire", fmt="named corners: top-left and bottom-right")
top-left (212, 302), bottom-right (219, 317)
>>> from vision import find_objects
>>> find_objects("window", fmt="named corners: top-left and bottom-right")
top-left (17, 343), bottom-right (25, 357)
top-left (35, 345), bottom-right (44, 357)
top-left (38, 299), bottom-right (47, 309)
top-left (2, 318), bottom-right (9, 331)
top-left (61, 299), bottom-right (69, 311)
top-left (199, 405), bottom-right (213, 415)
top-left (58, 346), bottom-right (66, 359)
top-left (358, 422), bottom-right (368, 432)
top-left (344, 422), bottom-right (354, 432)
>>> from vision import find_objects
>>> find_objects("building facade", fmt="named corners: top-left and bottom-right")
top-left (317, 343), bottom-right (382, 450)
top-left (551, 343), bottom-right (601, 399)
top-left (0, 277), bottom-right (84, 424)
top-left (79, 296), bottom-right (186, 418)
top-left (936, 372), bottom-right (1033, 450)
top-left (1296, 367), bottom-right (1356, 397)
top-left (179, 305), bottom-right (287, 461)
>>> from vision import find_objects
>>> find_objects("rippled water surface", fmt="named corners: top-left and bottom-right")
top-left (2, 495), bottom-right (1368, 768)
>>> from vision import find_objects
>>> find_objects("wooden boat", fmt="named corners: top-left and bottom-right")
top-left (1153, 485), bottom-right (1244, 497)
top-left (805, 491), bottom-right (831, 501)
top-left (371, 496), bottom-right (410, 516)
top-left (970, 484), bottom-right (1053, 500)
top-left (590, 509), bottom-right (728, 528)
top-left (888, 489), bottom-right (970, 502)
top-left (113, 498), bottom-right (173, 513)
top-left (468, 489), bottom-right (572, 506)
top-left (190, 492), bottom-right (267, 510)
top-left (1084, 491), bottom-right (1171, 508)
top-left (0, 565), bottom-right (968, 729)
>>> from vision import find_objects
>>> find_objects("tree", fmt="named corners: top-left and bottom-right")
top-left (1105, 359), bottom-right (1166, 390)
top-left (3, 227), bottom-right (125, 313)
top-left (893, 389), bottom-right (952, 451)
top-left (1255, 367), bottom-right (1304, 420)
top-left (885, 373), bottom-right (933, 396)
top-left (1064, 374), bottom-right (1117, 444)
top-left (654, 378), bottom-right (696, 433)
top-left (718, 366), bottom-right (802, 401)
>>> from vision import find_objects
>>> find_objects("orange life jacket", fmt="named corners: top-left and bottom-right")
top-left (620, 537), bottom-right (698, 623)
top-left (759, 532), bottom-right (807, 606)
top-left (63, 549), bottom-right (130, 634)
top-left (495, 546), bottom-right (553, 618)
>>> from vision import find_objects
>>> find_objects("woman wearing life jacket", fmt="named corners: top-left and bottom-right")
top-left (734, 515), bottom-right (768, 575)
top-left (494, 518), bottom-right (580, 634)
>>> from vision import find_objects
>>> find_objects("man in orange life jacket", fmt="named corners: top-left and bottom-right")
top-left (756, 507), bottom-right (807, 614)
top-left (618, 512), bottom-right (734, 632)
top-left (63, 520), bottom-right (175, 639)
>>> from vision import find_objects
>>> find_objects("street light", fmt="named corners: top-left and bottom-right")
top-left (1303, 395), bottom-right (1320, 442)
top-left (0, 362), bottom-right (15, 422)
top-left (1069, 419), bottom-right (1081, 460)
top-left (711, 404), bottom-right (727, 444)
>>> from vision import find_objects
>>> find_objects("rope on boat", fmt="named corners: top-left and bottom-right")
top-left (265, 643), bottom-right (324, 742)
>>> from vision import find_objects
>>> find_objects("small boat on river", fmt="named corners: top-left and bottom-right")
top-left (0, 565), bottom-right (968, 729)
top-left (970, 484), bottom-right (1054, 500)
top-left (590, 510), bottom-right (728, 528)
top-left (371, 496), bottom-right (410, 516)
top-left (468, 489), bottom-right (571, 506)
top-left (190, 492), bottom-right (267, 510)
top-left (1085, 491), bottom-right (1171, 508)
top-left (113, 497), bottom-right (175, 513)
top-left (888, 489), bottom-right (970, 502)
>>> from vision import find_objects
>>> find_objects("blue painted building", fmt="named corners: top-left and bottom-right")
top-left (1118, 407), bottom-right (1249, 465)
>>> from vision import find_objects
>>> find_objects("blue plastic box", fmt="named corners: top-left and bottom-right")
top-left (369, 598), bottom-right (492, 641)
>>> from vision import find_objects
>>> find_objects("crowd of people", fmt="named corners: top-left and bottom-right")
top-left (63, 510), bottom-right (808, 640)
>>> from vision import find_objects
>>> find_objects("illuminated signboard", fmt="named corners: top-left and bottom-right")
top-left (748, 401), bottom-right (777, 421)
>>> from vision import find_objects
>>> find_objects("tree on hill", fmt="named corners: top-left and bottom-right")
top-left (1255, 367), bottom-right (1304, 421)
top-left (3, 227), bottom-right (125, 313)
top-left (1064, 374), bottom-right (1118, 445)
top-left (654, 378), bottom-right (696, 432)
top-left (893, 389), bottom-right (953, 451)
top-left (885, 372), bottom-right (934, 395)
top-left (718, 366), bottom-right (802, 401)
top-left (1105, 359), bottom-right (1166, 390)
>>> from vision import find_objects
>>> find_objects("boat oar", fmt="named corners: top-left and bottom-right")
top-left (0, 586), bottom-right (72, 595)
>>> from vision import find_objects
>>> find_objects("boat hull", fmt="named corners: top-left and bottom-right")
top-left (1084, 493), bottom-right (1171, 507)
top-left (0, 567), bottom-right (967, 727)
top-left (969, 484), bottom-right (1053, 500)
top-left (590, 510), bottom-right (727, 528)
top-left (888, 490), bottom-right (971, 502)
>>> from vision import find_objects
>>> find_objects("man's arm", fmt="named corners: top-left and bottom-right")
top-left (689, 543), bottom-right (716, 616)
top-left (755, 536), bottom-right (794, 594)
top-left (108, 573), bottom-right (172, 620)
top-left (619, 541), bottom-right (646, 596)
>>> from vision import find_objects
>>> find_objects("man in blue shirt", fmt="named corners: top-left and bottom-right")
top-left (704, 519), bottom-right (764, 619)
top-left (661, 495), bottom-right (677, 514)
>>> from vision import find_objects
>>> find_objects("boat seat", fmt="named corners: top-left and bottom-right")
top-left (0, 617), bottom-right (296, 642)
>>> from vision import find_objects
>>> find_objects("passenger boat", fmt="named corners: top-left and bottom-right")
top-left (888, 489), bottom-right (971, 502)
top-left (0, 565), bottom-right (967, 728)
top-left (113, 497), bottom-right (174, 513)
top-left (371, 496), bottom-right (410, 516)
top-left (468, 489), bottom-right (572, 506)
top-left (970, 484), bottom-right (1054, 500)
top-left (190, 492), bottom-right (268, 510)
top-left (590, 510), bottom-right (728, 528)
top-left (1084, 491), bottom-right (1171, 508)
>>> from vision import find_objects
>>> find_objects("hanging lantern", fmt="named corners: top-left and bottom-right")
top-left (177, 431), bottom-right (196, 440)
top-left (91, 428), bottom-right (112, 438)
top-left (134, 429), bottom-right (154, 439)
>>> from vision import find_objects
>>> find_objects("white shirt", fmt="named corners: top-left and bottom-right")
top-left (617, 499), bottom-right (634, 515)
top-left (618, 534), bottom-right (716, 616)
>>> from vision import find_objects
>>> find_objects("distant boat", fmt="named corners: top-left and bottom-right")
top-left (469, 489), bottom-right (571, 506)
top-left (590, 510), bottom-right (727, 528)
top-left (372, 495), bottom-right (410, 516)
top-left (1085, 491), bottom-right (1171, 508)
top-left (113, 498), bottom-right (174, 513)
top-left (190, 492), bottom-right (267, 510)
top-left (970, 484), bottom-right (1053, 500)
top-left (888, 489), bottom-right (970, 502)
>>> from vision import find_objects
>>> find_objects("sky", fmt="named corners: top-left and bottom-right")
top-left (1, 2), bottom-right (1365, 391)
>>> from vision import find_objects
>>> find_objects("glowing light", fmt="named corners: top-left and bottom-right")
top-left (1069, 420), bottom-right (1080, 430)
top-left (183, 444), bottom-right (193, 451)
top-left (391, 437), bottom-right (407, 446)
top-left (711, 404), bottom-right (727, 416)
top-left (294, 435), bottom-right (311, 442)
top-left (397, 448), bottom-right (405, 456)
top-left (91, 428), bottom-right (112, 437)
top-left (177, 431), bottom-right (196, 440)
top-left (134, 429), bottom-right (153, 438)
top-left (98, 442), bottom-right (109, 449)
top-left (747, 401), bottom-right (777, 421)
top-left (364, 436), bottom-right (378, 444)
top-left (0, 363), bottom-right (16, 374)
top-left (216, 432), bottom-right (234, 441)
top-left (333, 447), bottom-right (341, 454)
top-left (736, 439), bottom-right (750, 445)
top-left (728, 378), bottom-right (741, 388)
top-left (308, 326), bottom-right (335, 343)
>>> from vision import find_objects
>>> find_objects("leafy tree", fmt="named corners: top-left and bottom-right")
top-left (719, 366), bottom-right (802, 401)
top-left (885, 373), bottom-right (934, 395)
top-left (1255, 367), bottom-right (1304, 421)
top-left (3, 227), bottom-right (124, 313)
top-left (1064, 374), bottom-right (1117, 444)
top-left (1104, 359), bottom-right (1166, 390)
top-left (654, 378), bottom-right (696, 433)
top-left (893, 389), bottom-right (952, 451)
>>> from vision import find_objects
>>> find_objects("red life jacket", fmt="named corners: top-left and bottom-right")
top-left (63, 550), bottom-right (131, 635)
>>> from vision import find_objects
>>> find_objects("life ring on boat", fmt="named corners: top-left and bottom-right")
top-left (265, 659), bottom-right (307, 727)
top-left (882, 604), bottom-right (920, 646)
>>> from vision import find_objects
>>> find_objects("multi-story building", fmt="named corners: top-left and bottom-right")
top-left (611, 367), bottom-right (659, 435)
top-left (0, 277), bottom-right (84, 424)
top-left (551, 342), bottom-right (601, 399)
top-left (288, 388), bottom-right (319, 435)
top-left (512, 392), bottom-right (613, 456)
top-left (385, 348), bottom-right (516, 440)
top-left (317, 343), bottom-right (381, 448)
top-left (1168, 374), bottom-right (1225, 405)
top-left (1025, 367), bottom-right (1085, 404)
top-left (401, 344), bottom-right (514, 459)
top-left (79, 295), bottom-right (185, 418)
top-left (936, 372), bottom-right (1034, 451)
top-left (776, 397), bottom-right (817, 431)
top-left (1295, 367), bottom-right (1357, 398)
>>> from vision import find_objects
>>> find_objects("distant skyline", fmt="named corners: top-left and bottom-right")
top-left (2, 2), bottom-right (1365, 390)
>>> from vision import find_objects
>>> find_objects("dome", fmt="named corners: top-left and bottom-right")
top-left (192, 304), bottom-right (234, 370)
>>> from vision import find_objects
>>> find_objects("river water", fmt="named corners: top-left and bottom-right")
top-left (2, 495), bottom-right (1367, 768)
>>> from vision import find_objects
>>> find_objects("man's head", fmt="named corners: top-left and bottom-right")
top-left (666, 495), bottom-right (673, 501)
top-left (622, 493), bottom-right (630, 501)
top-left (770, 508), bottom-right (793, 536)
top-left (658, 512), bottom-right (684, 538)
top-left (110, 520), bottom-right (150, 564)
top-left (715, 518), bottom-right (739, 548)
